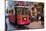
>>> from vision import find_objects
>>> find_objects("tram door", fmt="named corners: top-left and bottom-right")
top-left (15, 7), bottom-right (30, 25)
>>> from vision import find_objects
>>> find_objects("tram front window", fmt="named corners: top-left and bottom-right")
top-left (22, 8), bottom-right (29, 15)
top-left (15, 7), bottom-right (29, 16)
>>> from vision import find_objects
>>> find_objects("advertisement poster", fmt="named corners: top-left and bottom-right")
top-left (5, 0), bottom-right (44, 31)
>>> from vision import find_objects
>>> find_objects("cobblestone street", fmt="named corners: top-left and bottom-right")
top-left (6, 18), bottom-right (44, 31)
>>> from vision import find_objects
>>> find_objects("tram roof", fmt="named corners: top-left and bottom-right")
top-left (13, 6), bottom-right (30, 8)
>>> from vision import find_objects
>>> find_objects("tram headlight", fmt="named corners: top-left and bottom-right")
top-left (23, 17), bottom-right (27, 21)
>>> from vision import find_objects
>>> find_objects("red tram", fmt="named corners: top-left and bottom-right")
top-left (8, 6), bottom-right (30, 25)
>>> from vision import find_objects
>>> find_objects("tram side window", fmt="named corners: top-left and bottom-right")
top-left (8, 9), bottom-right (13, 14)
